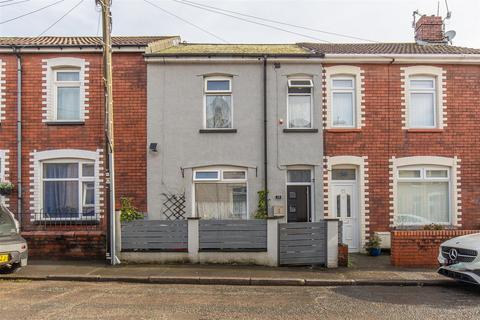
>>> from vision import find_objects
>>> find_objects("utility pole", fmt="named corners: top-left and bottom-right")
top-left (97, 0), bottom-right (119, 265)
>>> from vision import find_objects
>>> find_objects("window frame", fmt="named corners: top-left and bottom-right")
top-left (331, 75), bottom-right (356, 128)
top-left (287, 78), bottom-right (314, 129)
top-left (407, 75), bottom-right (437, 129)
top-left (40, 159), bottom-right (96, 220)
top-left (203, 76), bottom-right (233, 129)
top-left (192, 167), bottom-right (248, 219)
top-left (52, 68), bottom-right (82, 122)
top-left (395, 165), bottom-right (451, 226)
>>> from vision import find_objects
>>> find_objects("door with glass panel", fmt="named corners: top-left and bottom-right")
top-left (331, 168), bottom-right (359, 252)
top-left (286, 169), bottom-right (312, 223)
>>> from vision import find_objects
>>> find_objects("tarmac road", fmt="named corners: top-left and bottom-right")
top-left (0, 280), bottom-right (479, 320)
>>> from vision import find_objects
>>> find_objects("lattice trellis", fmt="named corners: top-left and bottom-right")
top-left (162, 193), bottom-right (186, 220)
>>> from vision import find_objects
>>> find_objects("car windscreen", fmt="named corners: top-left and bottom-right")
top-left (0, 208), bottom-right (16, 237)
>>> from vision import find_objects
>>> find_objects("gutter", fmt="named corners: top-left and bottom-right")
top-left (13, 47), bottom-right (22, 226)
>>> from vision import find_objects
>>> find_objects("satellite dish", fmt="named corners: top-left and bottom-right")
top-left (445, 30), bottom-right (456, 42)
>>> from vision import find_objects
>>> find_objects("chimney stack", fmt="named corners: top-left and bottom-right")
top-left (415, 15), bottom-right (445, 44)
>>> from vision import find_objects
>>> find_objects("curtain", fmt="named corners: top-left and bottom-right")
top-left (332, 92), bottom-right (354, 126)
top-left (43, 163), bottom-right (79, 218)
top-left (409, 93), bottom-right (434, 127)
top-left (397, 181), bottom-right (449, 225)
top-left (206, 95), bottom-right (231, 128)
top-left (57, 87), bottom-right (80, 120)
top-left (288, 95), bottom-right (311, 128)
top-left (195, 183), bottom-right (247, 219)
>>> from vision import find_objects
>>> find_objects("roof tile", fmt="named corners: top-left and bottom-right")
top-left (0, 36), bottom-right (177, 47)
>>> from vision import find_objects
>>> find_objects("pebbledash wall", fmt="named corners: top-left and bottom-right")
top-left (321, 63), bottom-right (480, 251)
top-left (0, 39), bottom-right (158, 258)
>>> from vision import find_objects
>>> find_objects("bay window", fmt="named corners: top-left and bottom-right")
top-left (42, 161), bottom-right (95, 219)
top-left (396, 166), bottom-right (450, 225)
top-left (287, 79), bottom-right (313, 129)
top-left (194, 168), bottom-right (247, 219)
top-left (204, 77), bottom-right (232, 129)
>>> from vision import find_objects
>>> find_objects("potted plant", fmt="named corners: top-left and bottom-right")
top-left (0, 182), bottom-right (14, 196)
top-left (365, 234), bottom-right (382, 256)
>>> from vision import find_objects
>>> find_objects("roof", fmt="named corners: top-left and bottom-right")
top-left (146, 43), bottom-right (320, 57)
top-left (0, 36), bottom-right (178, 48)
top-left (299, 42), bottom-right (480, 55)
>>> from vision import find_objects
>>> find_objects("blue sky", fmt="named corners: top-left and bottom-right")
top-left (1, 0), bottom-right (479, 47)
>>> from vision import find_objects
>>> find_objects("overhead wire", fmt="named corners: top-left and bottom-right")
top-left (0, 0), bottom-right (66, 25)
top-left (142, 0), bottom-right (229, 43)
top-left (166, 0), bottom-right (331, 43)
top-left (175, 0), bottom-right (379, 43)
top-left (0, 0), bottom-right (31, 8)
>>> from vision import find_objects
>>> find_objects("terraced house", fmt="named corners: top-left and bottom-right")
top-left (0, 35), bottom-right (179, 259)
top-left (1, 15), bottom-right (480, 266)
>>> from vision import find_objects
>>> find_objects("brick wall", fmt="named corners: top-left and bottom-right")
top-left (324, 63), bottom-right (480, 242)
top-left (391, 230), bottom-right (480, 267)
top-left (22, 231), bottom-right (106, 260)
top-left (113, 53), bottom-right (148, 212)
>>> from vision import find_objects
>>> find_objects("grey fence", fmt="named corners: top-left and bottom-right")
top-left (199, 220), bottom-right (267, 251)
top-left (121, 220), bottom-right (188, 251)
top-left (279, 222), bottom-right (327, 266)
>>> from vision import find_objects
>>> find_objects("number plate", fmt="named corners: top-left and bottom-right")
top-left (0, 254), bottom-right (10, 263)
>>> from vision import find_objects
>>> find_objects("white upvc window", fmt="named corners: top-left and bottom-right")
top-left (408, 76), bottom-right (437, 128)
top-left (331, 76), bottom-right (356, 128)
top-left (41, 160), bottom-right (96, 220)
top-left (53, 69), bottom-right (81, 121)
top-left (193, 168), bottom-right (247, 219)
top-left (287, 79), bottom-right (313, 129)
top-left (204, 77), bottom-right (233, 129)
top-left (396, 166), bottom-right (450, 226)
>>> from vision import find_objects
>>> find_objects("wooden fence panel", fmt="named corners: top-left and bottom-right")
top-left (199, 220), bottom-right (267, 251)
top-left (279, 222), bottom-right (327, 265)
top-left (121, 220), bottom-right (188, 251)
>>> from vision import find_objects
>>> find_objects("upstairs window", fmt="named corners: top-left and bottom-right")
top-left (54, 69), bottom-right (81, 121)
top-left (408, 77), bottom-right (436, 128)
top-left (204, 77), bottom-right (232, 129)
top-left (331, 76), bottom-right (355, 128)
top-left (287, 79), bottom-right (313, 129)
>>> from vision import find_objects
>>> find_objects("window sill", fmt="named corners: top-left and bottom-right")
top-left (405, 128), bottom-right (443, 133)
top-left (45, 121), bottom-right (85, 126)
top-left (326, 128), bottom-right (361, 133)
top-left (199, 129), bottom-right (237, 133)
top-left (283, 128), bottom-right (319, 133)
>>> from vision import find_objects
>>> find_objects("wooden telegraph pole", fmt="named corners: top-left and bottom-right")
top-left (97, 0), bottom-right (119, 265)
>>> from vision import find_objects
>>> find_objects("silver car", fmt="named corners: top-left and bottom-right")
top-left (0, 205), bottom-right (28, 273)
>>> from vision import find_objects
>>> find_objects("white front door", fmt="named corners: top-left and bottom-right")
top-left (332, 182), bottom-right (359, 252)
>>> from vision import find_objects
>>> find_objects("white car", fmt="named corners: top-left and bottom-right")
top-left (0, 204), bottom-right (28, 273)
top-left (437, 233), bottom-right (480, 285)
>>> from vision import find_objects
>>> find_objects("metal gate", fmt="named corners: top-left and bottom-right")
top-left (279, 222), bottom-right (327, 266)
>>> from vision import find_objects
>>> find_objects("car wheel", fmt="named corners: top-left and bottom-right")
top-left (0, 263), bottom-right (21, 274)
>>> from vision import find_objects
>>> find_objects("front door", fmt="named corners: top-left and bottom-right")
top-left (332, 183), bottom-right (359, 252)
top-left (287, 185), bottom-right (310, 222)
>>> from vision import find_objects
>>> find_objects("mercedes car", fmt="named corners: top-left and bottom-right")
top-left (0, 204), bottom-right (28, 273)
top-left (437, 233), bottom-right (480, 285)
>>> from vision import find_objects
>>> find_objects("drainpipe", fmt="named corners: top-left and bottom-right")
top-left (14, 47), bottom-right (22, 226)
top-left (263, 56), bottom-right (269, 216)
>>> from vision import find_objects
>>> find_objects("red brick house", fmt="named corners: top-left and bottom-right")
top-left (299, 15), bottom-right (480, 263)
top-left (0, 36), bottom-right (178, 259)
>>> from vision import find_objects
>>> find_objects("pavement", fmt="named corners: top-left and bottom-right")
top-left (0, 253), bottom-right (456, 286)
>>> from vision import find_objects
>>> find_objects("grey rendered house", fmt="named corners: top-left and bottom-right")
top-left (145, 43), bottom-right (325, 223)
top-left (120, 43), bottom-right (340, 267)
